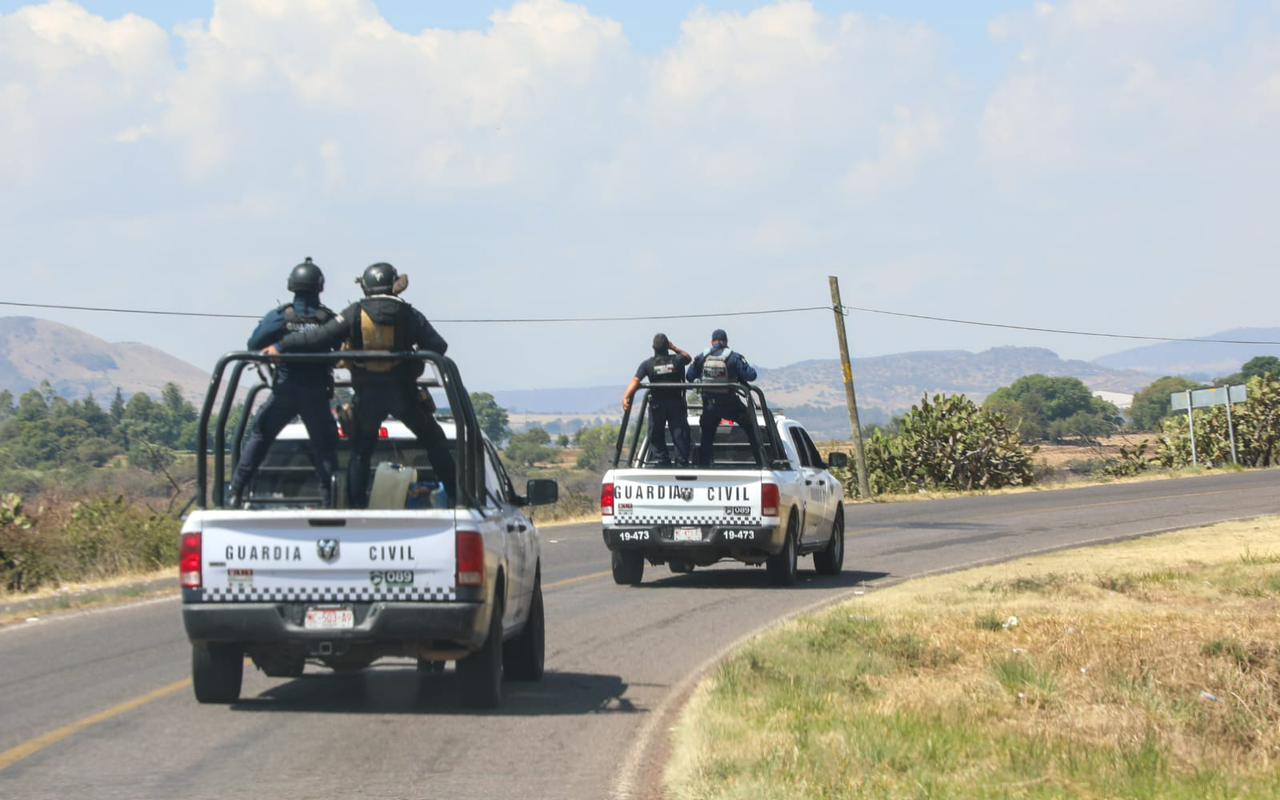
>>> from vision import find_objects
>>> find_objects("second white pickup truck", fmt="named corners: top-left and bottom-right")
top-left (602, 383), bottom-right (847, 586)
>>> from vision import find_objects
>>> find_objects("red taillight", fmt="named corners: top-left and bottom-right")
top-left (180, 532), bottom-right (202, 589)
top-left (456, 530), bottom-right (485, 588)
top-left (379, 426), bottom-right (389, 439)
top-left (337, 425), bottom-right (348, 440)
top-left (761, 483), bottom-right (779, 517)
top-left (601, 482), bottom-right (615, 516)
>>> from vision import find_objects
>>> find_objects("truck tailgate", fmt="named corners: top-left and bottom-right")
top-left (192, 510), bottom-right (457, 603)
top-left (610, 469), bottom-right (764, 526)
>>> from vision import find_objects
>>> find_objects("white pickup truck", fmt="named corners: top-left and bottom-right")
top-left (181, 351), bottom-right (555, 709)
top-left (601, 383), bottom-right (847, 586)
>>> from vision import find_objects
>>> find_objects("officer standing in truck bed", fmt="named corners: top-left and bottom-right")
top-left (267, 262), bottom-right (456, 508)
top-left (687, 328), bottom-right (761, 467)
top-left (623, 333), bottom-right (693, 467)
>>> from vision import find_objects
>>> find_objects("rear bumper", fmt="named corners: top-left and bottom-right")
top-left (603, 522), bottom-right (783, 561)
top-left (182, 600), bottom-right (488, 650)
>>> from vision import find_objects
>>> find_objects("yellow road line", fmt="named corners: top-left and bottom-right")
top-left (544, 570), bottom-right (612, 591)
top-left (0, 572), bottom-right (613, 772)
top-left (0, 678), bottom-right (190, 772)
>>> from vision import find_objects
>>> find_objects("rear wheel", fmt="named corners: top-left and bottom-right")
top-left (416, 658), bottom-right (446, 674)
top-left (669, 559), bottom-right (694, 574)
top-left (611, 549), bottom-right (645, 585)
top-left (504, 572), bottom-right (545, 681)
top-left (766, 513), bottom-right (799, 587)
top-left (192, 643), bottom-right (243, 704)
top-left (457, 594), bottom-right (504, 709)
top-left (813, 506), bottom-right (845, 576)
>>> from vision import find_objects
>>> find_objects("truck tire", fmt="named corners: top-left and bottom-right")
top-left (457, 595), bottom-right (504, 709)
top-left (669, 559), bottom-right (694, 574)
top-left (813, 505), bottom-right (845, 576)
top-left (192, 642), bottom-right (243, 704)
top-left (766, 513), bottom-right (799, 587)
top-left (611, 549), bottom-right (644, 585)
top-left (504, 573), bottom-right (545, 681)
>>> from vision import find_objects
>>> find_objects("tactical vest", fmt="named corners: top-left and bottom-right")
top-left (700, 347), bottom-right (733, 394)
top-left (278, 303), bottom-right (335, 389)
top-left (349, 300), bottom-right (417, 376)
top-left (649, 354), bottom-right (681, 384)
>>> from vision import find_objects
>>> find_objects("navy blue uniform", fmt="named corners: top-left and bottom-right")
top-left (278, 295), bottom-right (455, 508)
top-left (687, 345), bottom-right (761, 467)
top-left (636, 352), bottom-right (692, 465)
top-left (231, 295), bottom-right (339, 505)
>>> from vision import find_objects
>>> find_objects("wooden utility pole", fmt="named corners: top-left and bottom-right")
top-left (828, 276), bottom-right (871, 497)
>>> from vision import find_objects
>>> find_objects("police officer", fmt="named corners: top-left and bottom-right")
top-left (229, 257), bottom-right (340, 506)
top-left (686, 328), bottom-right (761, 467)
top-left (623, 333), bottom-right (692, 467)
top-left (267, 262), bottom-right (456, 509)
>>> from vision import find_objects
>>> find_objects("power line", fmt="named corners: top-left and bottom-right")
top-left (840, 304), bottom-right (1280, 346)
top-left (3, 297), bottom-right (1278, 345)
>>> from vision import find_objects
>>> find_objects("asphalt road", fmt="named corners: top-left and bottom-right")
top-left (2, 470), bottom-right (1279, 800)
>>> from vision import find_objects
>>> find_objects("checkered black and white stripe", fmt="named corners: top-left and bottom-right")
top-left (615, 515), bottom-right (764, 527)
top-left (201, 585), bottom-right (455, 602)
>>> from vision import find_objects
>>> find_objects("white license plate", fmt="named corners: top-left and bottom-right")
top-left (673, 527), bottom-right (702, 542)
top-left (304, 607), bottom-right (354, 630)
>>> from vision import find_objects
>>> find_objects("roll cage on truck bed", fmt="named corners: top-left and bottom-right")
top-left (601, 382), bottom-right (848, 586)
top-left (183, 350), bottom-right (555, 709)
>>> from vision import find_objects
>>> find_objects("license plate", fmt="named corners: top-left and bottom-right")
top-left (673, 527), bottom-right (702, 542)
top-left (304, 607), bottom-right (354, 630)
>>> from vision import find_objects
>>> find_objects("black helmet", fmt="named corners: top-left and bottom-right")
top-left (358, 262), bottom-right (398, 296)
top-left (287, 256), bottom-right (324, 293)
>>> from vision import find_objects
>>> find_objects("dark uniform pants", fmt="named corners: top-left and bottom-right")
top-left (698, 394), bottom-right (762, 468)
top-left (348, 378), bottom-right (456, 509)
top-left (647, 397), bottom-right (691, 465)
top-left (231, 382), bottom-right (338, 505)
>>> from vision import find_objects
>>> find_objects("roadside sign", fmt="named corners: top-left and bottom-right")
top-left (1171, 385), bottom-right (1247, 411)
top-left (1170, 384), bottom-right (1247, 466)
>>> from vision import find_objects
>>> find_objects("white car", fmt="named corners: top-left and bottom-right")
top-left (601, 384), bottom-right (847, 586)
top-left (181, 352), bottom-right (555, 709)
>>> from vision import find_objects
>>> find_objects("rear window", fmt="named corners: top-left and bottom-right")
top-left (248, 438), bottom-right (454, 504)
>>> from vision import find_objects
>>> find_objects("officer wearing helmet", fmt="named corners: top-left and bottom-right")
top-left (686, 328), bottom-right (761, 467)
top-left (623, 333), bottom-right (693, 467)
top-left (230, 257), bottom-right (340, 506)
top-left (268, 262), bottom-right (456, 508)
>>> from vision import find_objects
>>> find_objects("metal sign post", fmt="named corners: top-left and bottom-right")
top-left (1186, 389), bottom-right (1197, 466)
top-left (1223, 387), bottom-right (1238, 465)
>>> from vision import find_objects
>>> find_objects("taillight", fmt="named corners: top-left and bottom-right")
top-left (379, 426), bottom-right (389, 439)
top-left (180, 532), bottom-right (202, 589)
top-left (456, 530), bottom-right (485, 588)
top-left (601, 482), bottom-right (615, 516)
top-left (761, 483), bottom-right (779, 517)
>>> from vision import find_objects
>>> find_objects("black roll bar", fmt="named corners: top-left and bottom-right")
top-left (196, 351), bottom-right (482, 510)
top-left (612, 382), bottom-right (786, 469)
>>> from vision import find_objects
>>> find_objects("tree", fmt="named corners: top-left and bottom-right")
top-left (556, 434), bottom-right (570, 449)
top-left (1243, 356), bottom-right (1280, 382)
top-left (0, 390), bottom-right (14, 422)
top-left (575, 424), bottom-right (621, 470)
top-left (470, 392), bottom-right (510, 444)
top-left (1129, 376), bottom-right (1200, 431)
top-left (109, 388), bottom-right (126, 423)
top-left (504, 428), bottom-right (555, 468)
top-left (984, 374), bottom-right (1119, 443)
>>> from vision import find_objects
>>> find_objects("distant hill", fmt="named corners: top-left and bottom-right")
top-left (1094, 328), bottom-right (1280, 380)
top-left (494, 346), bottom-right (1156, 438)
top-left (0, 317), bottom-right (209, 401)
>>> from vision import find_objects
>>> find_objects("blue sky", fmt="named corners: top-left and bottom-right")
top-left (1, 0), bottom-right (1278, 391)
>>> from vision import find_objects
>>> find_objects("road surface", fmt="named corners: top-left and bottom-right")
top-left (2, 470), bottom-right (1278, 800)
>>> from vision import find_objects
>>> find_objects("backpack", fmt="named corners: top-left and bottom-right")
top-left (700, 348), bottom-right (733, 394)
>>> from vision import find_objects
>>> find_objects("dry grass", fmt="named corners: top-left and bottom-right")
top-left (668, 517), bottom-right (1280, 799)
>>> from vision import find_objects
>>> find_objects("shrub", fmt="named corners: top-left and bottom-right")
top-left (1158, 375), bottom-right (1280, 468)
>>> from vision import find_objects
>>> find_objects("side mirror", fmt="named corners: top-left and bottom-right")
top-left (526, 478), bottom-right (559, 506)
top-left (827, 452), bottom-right (849, 469)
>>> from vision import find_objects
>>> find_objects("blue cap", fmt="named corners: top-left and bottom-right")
top-left (711, 328), bottom-right (728, 343)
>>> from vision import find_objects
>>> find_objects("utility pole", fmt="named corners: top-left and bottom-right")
top-left (828, 276), bottom-right (871, 498)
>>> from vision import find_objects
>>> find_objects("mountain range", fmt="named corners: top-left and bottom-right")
top-left (3, 316), bottom-right (1277, 436)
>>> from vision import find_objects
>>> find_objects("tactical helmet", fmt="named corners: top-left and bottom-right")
top-left (358, 262), bottom-right (398, 296)
top-left (287, 256), bottom-right (324, 294)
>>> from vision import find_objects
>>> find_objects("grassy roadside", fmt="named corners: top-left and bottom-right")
top-left (667, 517), bottom-right (1280, 799)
